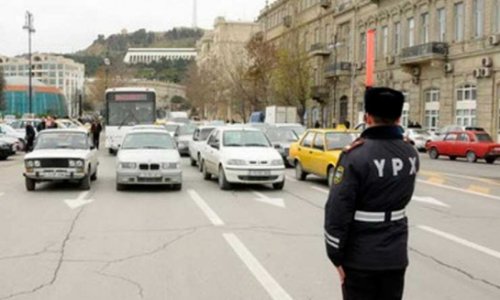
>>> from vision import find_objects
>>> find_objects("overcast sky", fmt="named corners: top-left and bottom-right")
top-left (0, 0), bottom-right (268, 56)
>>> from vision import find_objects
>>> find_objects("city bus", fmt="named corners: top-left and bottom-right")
top-left (105, 87), bottom-right (156, 154)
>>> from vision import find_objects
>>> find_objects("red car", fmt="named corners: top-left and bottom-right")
top-left (426, 130), bottom-right (500, 164)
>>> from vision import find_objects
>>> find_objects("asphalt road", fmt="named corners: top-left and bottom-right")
top-left (0, 150), bottom-right (499, 300)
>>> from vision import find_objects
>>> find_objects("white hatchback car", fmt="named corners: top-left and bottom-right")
top-left (189, 126), bottom-right (217, 168)
top-left (116, 129), bottom-right (182, 191)
top-left (200, 127), bottom-right (286, 190)
top-left (23, 129), bottom-right (99, 191)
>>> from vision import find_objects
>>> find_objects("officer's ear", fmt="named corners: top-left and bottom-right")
top-left (364, 113), bottom-right (373, 126)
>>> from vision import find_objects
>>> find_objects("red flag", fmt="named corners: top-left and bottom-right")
top-left (365, 29), bottom-right (376, 88)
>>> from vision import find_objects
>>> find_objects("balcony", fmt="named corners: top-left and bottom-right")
top-left (400, 42), bottom-right (448, 66)
top-left (310, 85), bottom-right (330, 101)
top-left (324, 62), bottom-right (352, 78)
top-left (309, 43), bottom-right (330, 57)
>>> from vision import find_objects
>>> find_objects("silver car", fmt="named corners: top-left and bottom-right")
top-left (116, 130), bottom-right (182, 191)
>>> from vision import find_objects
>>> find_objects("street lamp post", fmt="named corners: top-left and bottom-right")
top-left (23, 11), bottom-right (35, 115)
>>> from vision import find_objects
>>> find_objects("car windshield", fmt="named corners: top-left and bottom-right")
top-left (0, 125), bottom-right (17, 135)
top-left (223, 130), bottom-right (271, 147)
top-left (325, 133), bottom-right (357, 150)
top-left (475, 133), bottom-right (493, 142)
top-left (35, 132), bottom-right (88, 150)
top-left (265, 128), bottom-right (299, 143)
top-left (178, 124), bottom-right (196, 136)
top-left (122, 133), bottom-right (175, 150)
top-left (199, 128), bottom-right (215, 141)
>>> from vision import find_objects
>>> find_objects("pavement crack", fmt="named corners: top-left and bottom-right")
top-left (410, 246), bottom-right (500, 291)
top-left (95, 270), bottom-right (144, 299)
top-left (0, 243), bottom-right (58, 261)
top-left (99, 228), bottom-right (197, 272)
top-left (0, 208), bottom-right (85, 300)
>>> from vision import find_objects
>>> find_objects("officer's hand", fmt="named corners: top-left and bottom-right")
top-left (336, 266), bottom-right (346, 284)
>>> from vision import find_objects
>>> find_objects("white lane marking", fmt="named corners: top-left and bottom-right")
top-left (421, 170), bottom-right (500, 186)
top-left (417, 179), bottom-right (500, 201)
top-left (188, 189), bottom-right (224, 226)
top-left (64, 192), bottom-right (94, 209)
top-left (0, 192), bottom-right (4, 198)
top-left (252, 191), bottom-right (285, 208)
top-left (286, 176), bottom-right (297, 182)
top-left (412, 196), bottom-right (449, 208)
top-left (311, 186), bottom-right (330, 194)
top-left (418, 225), bottom-right (500, 260)
top-left (223, 233), bottom-right (293, 300)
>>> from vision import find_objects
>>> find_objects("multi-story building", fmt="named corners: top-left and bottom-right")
top-left (259, 0), bottom-right (500, 140)
top-left (123, 48), bottom-right (197, 64)
top-left (0, 54), bottom-right (85, 117)
top-left (196, 17), bottom-right (261, 120)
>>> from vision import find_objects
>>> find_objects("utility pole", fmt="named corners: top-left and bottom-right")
top-left (23, 11), bottom-right (35, 115)
top-left (192, 0), bottom-right (198, 29)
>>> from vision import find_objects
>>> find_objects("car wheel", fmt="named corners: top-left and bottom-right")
top-left (429, 148), bottom-right (439, 160)
top-left (202, 161), bottom-right (211, 180)
top-left (116, 183), bottom-right (126, 191)
top-left (0, 155), bottom-right (7, 161)
top-left (90, 169), bottom-right (98, 181)
top-left (80, 174), bottom-right (91, 191)
top-left (466, 151), bottom-right (477, 163)
top-left (327, 166), bottom-right (335, 187)
top-left (273, 180), bottom-right (285, 190)
top-left (190, 157), bottom-right (197, 167)
top-left (485, 157), bottom-right (496, 164)
top-left (25, 178), bottom-right (36, 191)
top-left (295, 161), bottom-right (307, 181)
top-left (172, 184), bottom-right (182, 191)
top-left (449, 156), bottom-right (457, 161)
top-left (218, 167), bottom-right (231, 190)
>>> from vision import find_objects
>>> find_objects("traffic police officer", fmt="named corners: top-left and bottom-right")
top-left (324, 87), bottom-right (419, 300)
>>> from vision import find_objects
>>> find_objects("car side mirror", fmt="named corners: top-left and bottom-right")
top-left (210, 142), bottom-right (219, 150)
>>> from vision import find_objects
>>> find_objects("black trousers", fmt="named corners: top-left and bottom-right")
top-left (342, 268), bottom-right (406, 300)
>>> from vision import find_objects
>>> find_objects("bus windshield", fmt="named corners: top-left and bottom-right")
top-left (106, 92), bottom-right (156, 126)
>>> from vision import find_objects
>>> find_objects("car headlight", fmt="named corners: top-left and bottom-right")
top-left (26, 160), bottom-right (34, 168)
top-left (227, 159), bottom-right (247, 166)
top-left (271, 159), bottom-right (284, 166)
top-left (69, 160), bottom-right (84, 167)
top-left (120, 162), bottom-right (137, 169)
top-left (162, 162), bottom-right (180, 169)
top-left (33, 160), bottom-right (41, 167)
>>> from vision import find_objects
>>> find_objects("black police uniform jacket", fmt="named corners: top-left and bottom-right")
top-left (324, 125), bottom-right (419, 270)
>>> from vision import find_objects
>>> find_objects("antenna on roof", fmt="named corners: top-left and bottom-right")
top-left (192, 0), bottom-right (198, 28)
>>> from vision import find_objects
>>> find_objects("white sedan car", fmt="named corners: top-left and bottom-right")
top-left (116, 129), bottom-right (182, 191)
top-left (23, 129), bottom-right (99, 191)
top-left (189, 126), bottom-right (217, 168)
top-left (200, 127), bottom-right (286, 190)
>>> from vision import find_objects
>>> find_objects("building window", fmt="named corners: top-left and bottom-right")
top-left (456, 84), bottom-right (477, 126)
top-left (425, 88), bottom-right (440, 130)
top-left (421, 13), bottom-right (429, 43)
top-left (437, 8), bottom-right (446, 42)
top-left (382, 26), bottom-right (388, 56)
top-left (495, 0), bottom-right (500, 33)
top-left (454, 2), bottom-right (464, 41)
top-left (408, 18), bottom-right (415, 47)
top-left (359, 32), bottom-right (366, 63)
top-left (473, 0), bottom-right (484, 38)
top-left (394, 22), bottom-right (401, 54)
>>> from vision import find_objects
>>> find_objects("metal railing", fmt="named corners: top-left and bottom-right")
top-left (401, 42), bottom-right (448, 61)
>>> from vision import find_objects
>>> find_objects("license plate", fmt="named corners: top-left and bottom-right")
top-left (139, 172), bottom-right (161, 178)
top-left (249, 170), bottom-right (271, 176)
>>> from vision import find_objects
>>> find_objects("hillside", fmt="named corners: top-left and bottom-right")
top-left (67, 27), bottom-right (204, 77)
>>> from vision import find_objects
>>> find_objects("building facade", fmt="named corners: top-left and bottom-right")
top-left (123, 48), bottom-right (197, 64)
top-left (196, 17), bottom-right (261, 120)
top-left (0, 54), bottom-right (84, 117)
top-left (259, 0), bottom-right (500, 140)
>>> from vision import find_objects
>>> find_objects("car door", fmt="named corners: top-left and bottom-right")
top-left (297, 131), bottom-right (316, 172)
top-left (88, 135), bottom-right (98, 173)
top-left (454, 133), bottom-right (470, 157)
top-left (205, 130), bottom-right (220, 174)
top-left (310, 133), bottom-right (327, 176)
top-left (190, 129), bottom-right (200, 160)
top-left (441, 133), bottom-right (458, 155)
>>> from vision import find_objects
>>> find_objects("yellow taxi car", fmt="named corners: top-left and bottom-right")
top-left (288, 128), bottom-right (359, 186)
